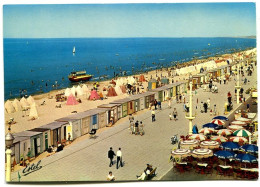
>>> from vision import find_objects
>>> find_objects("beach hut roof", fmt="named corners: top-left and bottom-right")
top-left (67, 108), bottom-right (109, 119)
top-left (40, 121), bottom-right (68, 130)
top-left (89, 90), bottom-right (100, 100)
top-left (13, 130), bottom-right (42, 137)
top-left (27, 95), bottom-right (35, 105)
top-left (12, 98), bottom-right (22, 112)
top-left (28, 128), bottom-right (50, 132)
top-left (98, 103), bottom-right (121, 108)
top-left (56, 117), bottom-right (79, 123)
top-left (13, 136), bottom-right (30, 144)
top-left (107, 87), bottom-right (118, 97)
top-left (110, 97), bottom-right (132, 104)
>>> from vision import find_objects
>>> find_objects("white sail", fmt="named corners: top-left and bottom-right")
top-left (73, 46), bottom-right (76, 53)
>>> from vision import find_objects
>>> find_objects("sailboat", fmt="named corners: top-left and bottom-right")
top-left (73, 46), bottom-right (76, 53)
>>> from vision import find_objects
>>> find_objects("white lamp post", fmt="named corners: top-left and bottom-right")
top-left (185, 81), bottom-right (195, 135)
top-left (235, 64), bottom-right (241, 104)
top-left (5, 126), bottom-right (14, 182)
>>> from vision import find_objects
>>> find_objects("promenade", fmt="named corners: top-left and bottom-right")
top-left (11, 64), bottom-right (257, 182)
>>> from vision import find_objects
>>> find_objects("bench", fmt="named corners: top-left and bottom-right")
top-left (143, 167), bottom-right (157, 180)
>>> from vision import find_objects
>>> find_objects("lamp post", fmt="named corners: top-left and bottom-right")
top-left (185, 81), bottom-right (195, 135)
top-left (235, 64), bottom-right (241, 104)
top-left (5, 126), bottom-right (14, 182)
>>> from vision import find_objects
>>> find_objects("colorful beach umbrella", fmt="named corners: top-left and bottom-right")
top-left (228, 125), bottom-right (244, 131)
top-left (214, 150), bottom-right (235, 159)
top-left (171, 149), bottom-right (191, 158)
top-left (231, 121), bottom-right (247, 126)
top-left (220, 142), bottom-right (240, 151)
top-left (217, 129), bottom-right (233, 136)
top-left (199, 128), bottom-right (215, 135)
top-left (192, 148), bottom-right (213, 158)
top-left (211, 119), bottom-right (225, 125)
top-left (236, 117), bottom-right (251, 122)
top-left (233, 129), bottom-right (252, 137)
top-left (202, 123), bottom-right (219, 129)
top-left (212, 116), bottom-right (229, 121)
top-left (211, 136), bottom-right (228, 142)
top-left (180, 139), bottom-right (200, 149)
top-left (229, 136), bottom-right (248, 144)
top-left (200, 140), bottom-right (220, 149)
top-left (241, 144), bottom-right (258, 154)
top-left (235, 153), bottom-right (258, 163)
top-left (188, 134), bottom-right (206, 141)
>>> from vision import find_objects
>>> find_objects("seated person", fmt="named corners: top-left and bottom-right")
top-left (56, 144), bottom-right (63, 152)
top-left (20, 158), bottom-right (25, 166)
top-left (136, 169), bottom-right (150, 180)
top-left (107, 171), bottom-right (115, 181)
top-left (77, 98), bottom-right (82, 103)
top-left (47, 146), bottom-right (53, 153)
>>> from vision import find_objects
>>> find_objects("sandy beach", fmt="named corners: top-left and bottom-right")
top-left (4, 48), bottom-right (256, 134)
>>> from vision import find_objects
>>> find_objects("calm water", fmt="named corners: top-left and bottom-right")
top-left (3, 37), bottom-right (256, 100)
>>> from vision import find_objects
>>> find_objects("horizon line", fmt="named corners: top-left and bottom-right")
top-left (3, 36), bottom-right (257, 39)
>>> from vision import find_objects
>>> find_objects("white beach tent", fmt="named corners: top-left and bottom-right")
top-left (27, 95), bottom-right (35, 105)
top-left (76, 85), bottom-right (84, 96)
top-left (115, 86), bottom-right (123, 95)
top-left (12, 98), bottom-right (22, 112)
top-left (29, 102), bottom-right (38, 119)
top-left (82, 84), bottom-right (89, 94)
top-left (20, 97), bottom-right (29, 108)
top-left (71, 86), bottom-right (76, 96)
top-left (5, 100), bottom-right (15, 113)
top-left (65, 88), bottom-right (72, 97)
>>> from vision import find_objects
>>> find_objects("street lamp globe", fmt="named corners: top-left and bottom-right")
top-left (5, 127), bottom-right (14, 149)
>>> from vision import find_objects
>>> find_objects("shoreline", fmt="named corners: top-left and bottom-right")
top-left (5, 47), bottom-right (255, 102)
top-left (4, 47), bottom-right (256, 134)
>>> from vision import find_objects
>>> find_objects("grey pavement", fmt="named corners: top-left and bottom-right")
top-left (11, 64), bottom-right (257, 182)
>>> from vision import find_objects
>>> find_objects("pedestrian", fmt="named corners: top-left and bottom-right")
top-left (219, 77), bottom-right (222, 84)
top-left (151, 109), bottom-right (156, 122)
top-left (26, 148), bottom-right (32, 162)
top-left (108, 147), bottom-right (116, 167)
top-left (129, 114), bottom-right (134, 125)
top-left (173, 108), bottom-right (178, 121)
top-left (168, 98), bottom-right (172, 109)
top-left (169, 113), bottom-right (172, 120)
top-left (158, 100), bottom-right (161, 110)
top-left (176, 94), bottom-right (179, 103)
top-left (107, 171), bottom-right (115, 181)
top-left (179, 94), bottom-right (182, 103)
top-left (203, 102), bottom-right (208, 113)
top-left (134, 120), bottom-right (139, 135)
top-left (223, 76), bottom-right (226, 84)
top-left (207, 98), bottom-right (211, 109)
top-left (154, 99), bottom-right (158, 110)
top-left (183, 94), bottom-right (185, 104)
top-left (116, 148), bottom-right (123, 169)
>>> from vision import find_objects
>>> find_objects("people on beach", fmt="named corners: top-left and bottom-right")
top-left (173, 108), bottom-right (178, 121)
top-left (116, 148), bottom-right (123, 169)
top-left (151, 109), bottom-right (156, 122)
top-left (107, 171), bottom-right (115, 181)
top-left (108, 147), bottom-right (116, 167)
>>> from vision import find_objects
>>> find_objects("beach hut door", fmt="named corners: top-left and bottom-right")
top-left (33, 138), bottom-right (38, 156)
top-left (45, 133), bottom-right (48, 150)
top-left (92, 114), bottom-right (98, 129)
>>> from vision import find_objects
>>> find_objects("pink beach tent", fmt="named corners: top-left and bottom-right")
top-left (66, 94), bottom-right (79, 105)
top-left (89, 90), bottom-right (100, 100)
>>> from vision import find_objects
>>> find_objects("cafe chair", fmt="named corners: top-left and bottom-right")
top-left (89, 129), bottom-right (97, 138)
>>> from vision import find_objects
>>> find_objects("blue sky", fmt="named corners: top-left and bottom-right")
top-left (3, 3), bottom-right (256, 38)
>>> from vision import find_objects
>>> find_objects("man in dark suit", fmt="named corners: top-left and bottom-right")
top-left (108, 147), bottom-right (116, 167)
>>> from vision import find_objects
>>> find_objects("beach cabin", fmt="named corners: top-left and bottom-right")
top-left (192, 75), bottom-right (204, 89)
top-left (196, 72), bottom-right (208, 84)
top-left (29, 127), bottom-right (51, 151)
top-left (37, 121), bottom-right (68, 147)
top-left (148, 79), bottom-right (158, 90)
top-left (161, 77), bottom-right (169, 85)
top-left (97, 103), bottom-right (121, 123)
top-left (149, 86), bottom-right (170, 102)
top-left (56, 117), bottom-right (81, 141)
top-left (13, 131), bottom-right (43, 158)
top-left (208, 69), bottom-right (218, 80)
top-left (110, 98), bottom-right (132, 117)
top-left (11, 136), bottom-right (30, 164)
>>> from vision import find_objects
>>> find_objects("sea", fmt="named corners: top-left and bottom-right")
top-left (3, 37), bottom-right (256, 100)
